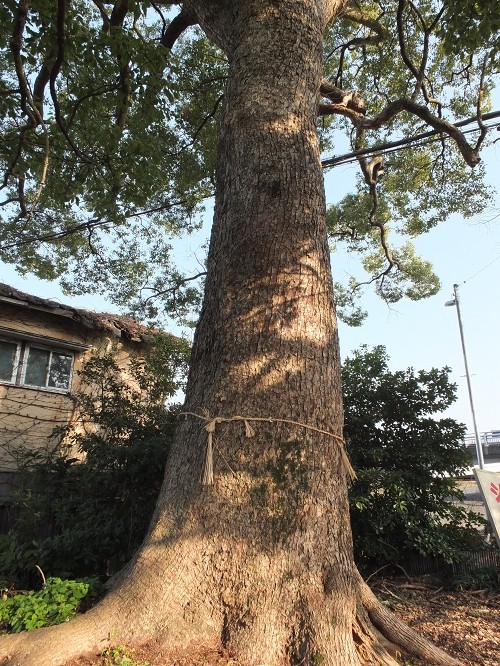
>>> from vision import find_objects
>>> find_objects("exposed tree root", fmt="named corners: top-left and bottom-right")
top-left (0, 567), bottom-right (466, 666)
top-left (355, 569), bottom-right (464, 666)
top-left (0, 611), bottom-right (110, 666)
top-left (353, 597), bottom-right (402, 666)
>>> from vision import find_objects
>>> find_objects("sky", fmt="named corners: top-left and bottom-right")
top-left (1, 125), bottom-right (499, 438)
top-left (326, 137), bottom-right (500, 435)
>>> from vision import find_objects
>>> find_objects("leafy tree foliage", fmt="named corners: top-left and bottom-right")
top-left (0, 2), bottom-right (223, 325)
top-left (343, 345), bottom-right (485, 567)
top-left (441, 0), bottom-right (500, 54)
top-left (0, 335), bottom-right (189, 585)
top-left (0, 1), bottom-right (498, 325)
top-left (322, 2), bottom-right (497, 321)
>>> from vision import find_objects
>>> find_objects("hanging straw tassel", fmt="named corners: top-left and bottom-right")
top-left (340, 448), bottom-right (356, 482)
top-left (244, 420), bottom-right (255, 438)
top-left (202, 419), bottom-right (216, 485)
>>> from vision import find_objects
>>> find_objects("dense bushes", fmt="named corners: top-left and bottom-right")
top-left (0, 335), bottom-right (188, 586)
top-left (343, 345), bottom-right (486, 568)
top-left (0, 341), bottom-right (490, 587)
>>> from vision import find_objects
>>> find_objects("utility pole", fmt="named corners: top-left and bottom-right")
top-left (445, 283), bottom-right (485, 469)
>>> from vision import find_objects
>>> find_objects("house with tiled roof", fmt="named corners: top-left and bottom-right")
top-left (0, 283), bottom-right (166, 505)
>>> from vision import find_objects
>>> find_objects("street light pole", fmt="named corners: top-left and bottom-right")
top-left (445, 283), bottom-right (485, 469)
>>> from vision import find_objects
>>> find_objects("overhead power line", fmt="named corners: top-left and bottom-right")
top-left (2, 112), bottom-right (500, 251)
top-left (464, 255), bottom-right (500, 283)
top-left (321, 110), bottom-right (500, 169)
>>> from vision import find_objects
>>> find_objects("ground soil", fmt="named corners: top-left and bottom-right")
top-left (60, 575), bottom-right (500, 666)
top-left (382, 575), bottom-right (499, 666)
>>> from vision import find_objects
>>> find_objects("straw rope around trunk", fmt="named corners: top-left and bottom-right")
top-left (180, 412), bottom-right (356, 484)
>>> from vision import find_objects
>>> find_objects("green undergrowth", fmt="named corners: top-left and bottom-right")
top-left (0, 576), bottom-right (99, 633)
top-left (98, 645), bottom-right (149, 666)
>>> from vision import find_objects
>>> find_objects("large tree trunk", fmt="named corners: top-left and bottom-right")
top-left (0, 2), bottom-right (463, 665)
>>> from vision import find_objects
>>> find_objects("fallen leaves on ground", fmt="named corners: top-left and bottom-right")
top-left (373, 575), bottom-right (499, 666)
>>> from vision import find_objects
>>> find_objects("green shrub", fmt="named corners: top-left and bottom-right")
top-left (1, 335), bottom-right (188, 585)
top-left (2, 434), bottom-right (173, 582)
top-left (0, 577), bottom-right (94, 632)
top-left (343, 345), bottom-right (487, 568)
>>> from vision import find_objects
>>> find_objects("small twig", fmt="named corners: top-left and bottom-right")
top-left (367, 562), bottom-right (412, 584)
top-left (380, 584), bottom-right (407, 603)
top-left (366, 563), bottom-right (393, 583)
top-left (141, 272), bottom-right (207, 305)
top-left (35, 564), bottom-right (46, 587)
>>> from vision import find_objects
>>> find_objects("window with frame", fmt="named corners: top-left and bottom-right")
top-left (0, 339), bottom-right (73, 392)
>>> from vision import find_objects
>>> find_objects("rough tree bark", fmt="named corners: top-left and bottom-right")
top-left (0, 2), bottom-right (464, 665)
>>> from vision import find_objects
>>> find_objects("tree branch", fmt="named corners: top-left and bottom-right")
top-left (363, 98), bottom-right (480, 166)
top-left (0, 218), bottom-right (106, 251)
top-left (7, 0), bottom-right (52, 219)
top-left (32, 63), bottom-right (51, 116)
top-left (321, 110), bottom-right (500, 169)
top-left (110, 0), bottom-right (129, 28)
top-left (0, 199), bottom-right (190, 252)
top-left (66, 85), bottom-right (121, 129)
top-left (168, 94), bottom-right (223, 158)
top-left (353, 126), bottom-right (399, 283)
top-left (160, 7), bottom-right (198, 49)
top-left (320, 80), bottom-right (366, 114)
top-left (320, 93), bottom-right (483, 167)
top-left (340, 6), bottom-right (389, 39)
top-left (474, 54), bottom-right (490, 154)
top-left (48, 0), bottom-right (92, 163)
top-left (397, 0), bottom-right (444, 106)
top-left (6, 0), bottom-right (44, 191)
top-left (17, 177), bottom-right (27, 217)
top-left (140, 272), bottom-right (207, 306)
top-left (329, 7), bottom-right (389, 89)
top-left (10, 0), bottom-right (39, 128)
top-left (90, 0), bottom-right (111, 31)
top-left (396, 0), bottom-right (420, 90)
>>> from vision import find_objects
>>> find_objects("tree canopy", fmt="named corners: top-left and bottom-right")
top-left (0, 1), bottom-right (498, 325)
top-left (2, 3), bottom-right (499, 665)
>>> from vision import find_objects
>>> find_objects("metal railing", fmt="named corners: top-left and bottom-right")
top-left (464, 430), bottom-right (500, 447)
